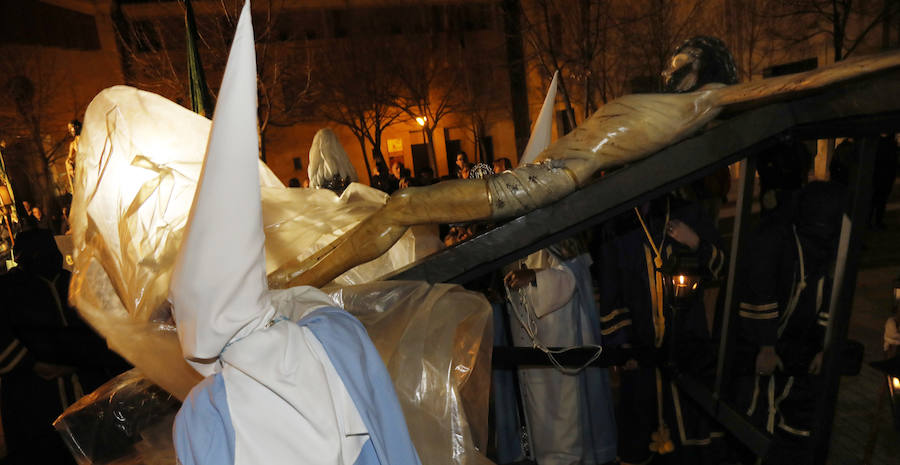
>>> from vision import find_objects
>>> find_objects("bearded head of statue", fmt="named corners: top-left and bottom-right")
top-left (662, 36), bottom-right (738, 93)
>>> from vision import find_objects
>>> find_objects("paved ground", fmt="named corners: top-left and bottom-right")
top-left (826, 217), bottom-right (900, 465)
top-left (828, 263), bottom-right (899, 465)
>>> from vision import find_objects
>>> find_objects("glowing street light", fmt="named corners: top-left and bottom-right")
top-left (415, 115), bottom-right (438, 174)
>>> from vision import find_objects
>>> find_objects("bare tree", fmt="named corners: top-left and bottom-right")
top-left (111, 0), bottom-right (315, 161)
top-left (772, 0), bottom-right (899, 61)
top-left (389, 5), bottom-right (467, 174)
top-left (617, 0), bottom-right (705, 92)
top-left (453, 30), bottom-right (512, 163)
top-left (0, 49), bottom-right (74, 213)
top-left (520, 0), bottom-right (580, 128)
top-left (520, 0), bottom-right (649, 127)
top-left (390, 3), bottom-right (514, 170)
top-left (583, 1), bottom-right (634, 106)
top-left (313, 14), bottom-right (404, 182)
top-left (716, 0), bottom-right (791, 80)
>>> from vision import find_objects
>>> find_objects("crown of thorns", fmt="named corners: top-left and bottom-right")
top-left (469, 163), bottom-right (494, 179)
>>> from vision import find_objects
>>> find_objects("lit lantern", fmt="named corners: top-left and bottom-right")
top-left (660, 251), bottom-right (701, 304)
top-left (893, 277), bottom-right (900, 307)
top-left (871, 355), bottom-right (900, 430)
top-left (871, 277), bottom-right (900, 430)
top-left (671, 273), bottom-right (700, 300)
top-left (657, 251), bottom-right (702, 367)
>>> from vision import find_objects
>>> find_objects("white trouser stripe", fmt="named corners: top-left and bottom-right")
top-left (0, 347), bottom-right (28, 374)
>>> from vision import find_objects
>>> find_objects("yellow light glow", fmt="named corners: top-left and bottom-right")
top-left (892, 377), bottom-right (900, 390)
top-left (678, 275), bottom-right (685, 284)
top-left (415, 116), bottom-right (427, 126)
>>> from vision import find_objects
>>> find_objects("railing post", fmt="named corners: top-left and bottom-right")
top-left (811, 135), bottom-right (878, 464)
top-left (715, 155), bottom-right (757, 397)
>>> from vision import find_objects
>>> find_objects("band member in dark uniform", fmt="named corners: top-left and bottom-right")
top-left (736, 182), bottom-right (846, 464)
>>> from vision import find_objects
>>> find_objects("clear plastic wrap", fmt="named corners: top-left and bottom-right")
top-left (329, 282), bottom-right (494, 465)
top-left (53, 369), bottom-right (180, 465)
top-left (67, 86), bottom-right (492, 464)
top-left (69, 86), bottom-right (421, 325)
top-left (260, 183), bottom-right (428, 286)
top-left (57, 282), bottom-right (494, 465)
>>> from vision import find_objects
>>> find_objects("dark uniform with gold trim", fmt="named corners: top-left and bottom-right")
top-left (596, 195), bottom-right (726, 464)
top-left (736, 181), bottom-right (844, 465)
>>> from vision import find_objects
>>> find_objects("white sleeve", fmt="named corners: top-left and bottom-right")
top-left (521, 252), bottom-right (576, 318)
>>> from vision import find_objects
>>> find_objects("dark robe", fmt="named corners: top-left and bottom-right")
top-left (0, 256), bottom-right (127, 463)
top-left (595, 195), bottom-right (727, 464)
top-left (735, 222), bottom-right (834, 465)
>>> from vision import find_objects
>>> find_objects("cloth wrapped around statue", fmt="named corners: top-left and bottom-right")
top-left (60, 82), bottom-right (491, 465)
top-left (487, 161), bottom-right (577, 218)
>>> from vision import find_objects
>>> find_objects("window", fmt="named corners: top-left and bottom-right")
top-left (0, 1), bottom-right (100, 50)
top-left (330, 9), bottom-right (348, 38)
top-left (764, 58), bottom-right (818, 78)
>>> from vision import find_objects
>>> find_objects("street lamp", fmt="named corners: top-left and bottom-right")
top-left (415, 116), bottom-right (438, 174)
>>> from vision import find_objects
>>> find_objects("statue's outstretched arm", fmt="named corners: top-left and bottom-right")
top-left (271, 90), bottom-right (723, 288)
top-left (268, 178), bottom-right (492, 288)
top-left (272, 51), bottom-right (900, 289)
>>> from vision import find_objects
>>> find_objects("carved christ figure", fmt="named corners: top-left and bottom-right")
top-left (268, 51), bottom-right (900, 289)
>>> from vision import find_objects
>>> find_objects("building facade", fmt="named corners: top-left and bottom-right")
top-left (1, 0), bottom-right (897, 203)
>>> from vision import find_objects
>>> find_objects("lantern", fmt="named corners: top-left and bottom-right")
top-left (659, 250), bottom-right (702, 304)
top-left (671, 272), bottom-right (700, 300)
top-left (870, 277), bottom-right (900, 429)
top-left (871, 355), bottom-right (900, 430)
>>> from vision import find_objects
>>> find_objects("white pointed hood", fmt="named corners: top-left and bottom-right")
top-left (519, 71), bottom-right (558, 166)
top-left (171, 1), bottom-right (273, 361)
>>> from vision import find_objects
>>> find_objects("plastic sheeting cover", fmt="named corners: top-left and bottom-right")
top-left (64, 86), bottom-right (492, 464)
top-left (53, 369), bottom-right (180, 465)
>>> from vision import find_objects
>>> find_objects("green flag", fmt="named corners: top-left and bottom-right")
top-left (184, 0), bottom-right (211, 116)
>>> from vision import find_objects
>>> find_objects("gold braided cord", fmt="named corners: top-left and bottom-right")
top-left (634, 199), bottom-right (670, 348)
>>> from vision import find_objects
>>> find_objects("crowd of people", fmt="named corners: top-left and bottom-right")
top-left (362, 151), bottom-right (515, 196)
top-left (0, 118), bottom-right (80, 271)
top-left (1, 199), bottom-right (71, 272)
top-left (283, 147), bottom-right (514, 200)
